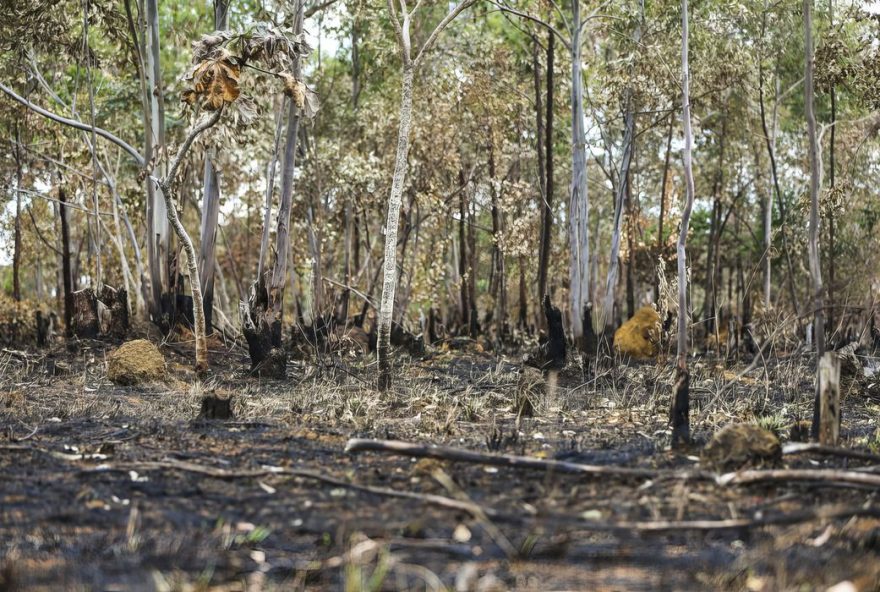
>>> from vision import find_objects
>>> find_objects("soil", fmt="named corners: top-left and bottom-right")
top-left (1, 335), bottom-right (879, 591)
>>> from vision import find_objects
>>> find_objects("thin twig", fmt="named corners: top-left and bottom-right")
top-left (345, 438), bottom-right (702, 481)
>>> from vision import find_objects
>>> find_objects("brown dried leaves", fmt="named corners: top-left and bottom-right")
top-left (182, 50), bottom-right (241, 111)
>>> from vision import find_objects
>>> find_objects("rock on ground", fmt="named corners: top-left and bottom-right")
top-left (107, 339), bottom-right (166, 385)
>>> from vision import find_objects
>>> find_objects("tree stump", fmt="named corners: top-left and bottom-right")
top-left (100, 285), bottom-right (130, 338)
top-left (240, 286), bottom-right (287, 379)
top-left (198, 394), bottom-right (234, 420)
top-left (35, 311), bottom-right (50, 347)
top-left (71, 288), bottom-right (100, 338)
top-left (815, 352), bottom-right (841, 445)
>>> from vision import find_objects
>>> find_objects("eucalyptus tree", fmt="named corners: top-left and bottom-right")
top-left (488, 0), bottom-right (604, 342)
top-left (670, 0), bottom-right (696, 447)
top-left (377, 0), bottom-right (477, 391)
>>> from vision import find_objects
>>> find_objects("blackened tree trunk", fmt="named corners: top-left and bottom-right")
top-left (59, 188), bottom-right (74, 338)
top-left (241, 1), bottom-right (306, 378)
top-left (537, 32), bottom-right (554, 319)
top-left (827, 0), bottom-right (837, 340)
top-left (199, 157), bottom-right (221, 333)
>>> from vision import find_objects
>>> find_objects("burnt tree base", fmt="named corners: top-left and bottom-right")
top-left (100, 286), bottom-right (129, 338)
top-left (525, 295), bottom-right (566, 371)
top-left (198, 394), bottom-right (234, 420)
top-left (71, 289), bottom-right (100, 338)
top-left (71, 287), bottom-right (130, 340)
top-left (670, 366), bottom-right (691, 448)
top-left (240, 282), bottom-right (287, 379)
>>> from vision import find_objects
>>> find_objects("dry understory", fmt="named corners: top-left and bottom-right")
top-left (1, 334), bottom-right (880, 591)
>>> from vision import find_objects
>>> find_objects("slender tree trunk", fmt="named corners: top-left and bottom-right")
top-left (59, 188), bottom-right (73, 337)
top-left (377, 64), bottom-right (415, 391)
top-left (257, 101), bottom-right (284, 284)
top-left (827, 0), bottom-right (836, 342)
top-left (603, 92), bottom-right (635, 333)
top-left (672, 0), bottom-right (696, 447)
top-left (568, 0), bottom-right (591, 340)
top-left (804, 0), bottom-right (824, 358)
top-left (458, 169), bottom-right (470, 329)
top-left (12, 126), bottom-right (23, 302)
top-left (198, 157), bottom-right (220, 332)
top-left (537, 32), bottom-right (553, 317)
top-left (197, 0), bottom-right (229, 333)
top-left (758, 29), bottom-right (798, 314)
top-left (655, 110), bottom-right (674, 303)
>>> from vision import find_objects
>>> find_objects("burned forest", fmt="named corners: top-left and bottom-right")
top-left (4, 0), bottom-right (880, 590)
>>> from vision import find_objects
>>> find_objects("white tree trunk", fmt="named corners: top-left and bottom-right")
top-left (568, 1), bottom-right (590, 338)
top-left (677, 0), bottom-right (696, 368)
top-left (378, 64), bottom-right (415, 391)
top-left (804, 0), bottom-right (824, 357)
top-left (603, 96), bottom-right (635, 331)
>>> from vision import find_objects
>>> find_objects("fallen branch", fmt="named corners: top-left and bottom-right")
top-left (82, 459), bottom-right (502, 519)
top-left (589, 503), bottom-right (880, 533)
top-left (344, 438), bottom-right (695, 480)
top-left (718, 468), bottom-right (880, 488)
top-left (782, 442), bottom-right (880, 464)
top-left (76, 458), bottom-right (880, 537)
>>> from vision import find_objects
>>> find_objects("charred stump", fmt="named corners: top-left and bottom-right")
top-left (35, 311), bottom-right (50, 347)
top-left (670, 366), bottom-right (690, 448)
top-left (70, 286), bottom-right (130, 340)
top-left (198, 394), bottom-right (234, 420)
top-left (525, 295), bottom-right (566, 370)
top-left (100, 285), bottom-right (129, 338)
top-left (71, 288), bottom-right (100, 338)
top-left (240, 281), bottom-right (287, 378)
top-left (582, 303), bottom-right (600, 357)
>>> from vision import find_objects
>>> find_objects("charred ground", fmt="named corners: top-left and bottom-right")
top-left (1, 334), bottom-right (880, 591)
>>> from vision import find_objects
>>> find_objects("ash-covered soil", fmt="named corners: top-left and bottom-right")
top-left (1, 337), bottom-right (879, 591)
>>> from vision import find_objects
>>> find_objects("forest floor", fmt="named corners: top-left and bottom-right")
top-left (1, 331), bottom-right (880, 592)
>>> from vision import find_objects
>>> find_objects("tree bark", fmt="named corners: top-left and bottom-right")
top-left (197, 0), bottom-right (230, 334)
top-left (603, 92), bottom-right (635, 333)
top-left (60, 188), bottom-right (74, 338)
top-left (827, 0), bottom-right (836, 341)
top-left (655, 110), bottom-right (674, 303)
top-left (198, 157), bottom-right (221, 333)
top-left (804, 0), bottom-right (824, 358)
top-left (537, 32), bottom-right (553, 318)
top-left (568, 0), bottom-right (591, 340)
top-left (672, 0), bottom-right (696, 447)
top-left (378, 64), bottom-right (415, 391)
top-left (12, 125), bottom-right (22, 302)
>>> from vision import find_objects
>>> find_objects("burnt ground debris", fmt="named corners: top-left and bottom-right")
top-left (1, 337), bottom-right (880, 591)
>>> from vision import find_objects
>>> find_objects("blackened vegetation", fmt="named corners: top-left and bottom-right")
top-left (157, 291), bottom-right (194, 335)
top-left (35, 311), bottom-right (50, 347)
top-left (198, 394), bottom-right (234, 420)
top-left (525, 295), bottom-right (566, 370)
top-left (240, 280), bottom-right (286, 378)
top-left (71, 289), bottom-right (99, 338)
top-left (70, 286), bottom-right (130, 339)
top-left (670, 366), bottom-right (690, 447)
